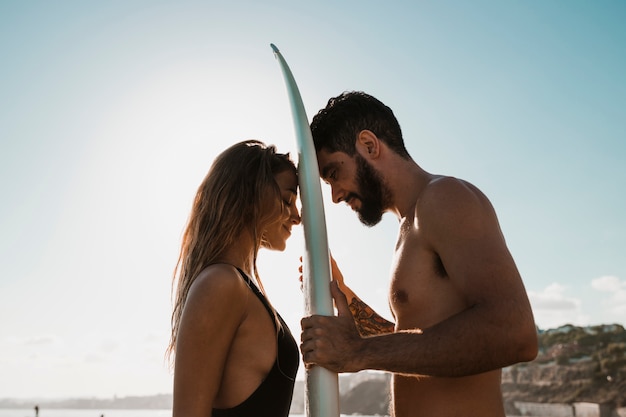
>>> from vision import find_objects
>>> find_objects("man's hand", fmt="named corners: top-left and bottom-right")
top-left (300, 280), bottom-right (364, 373)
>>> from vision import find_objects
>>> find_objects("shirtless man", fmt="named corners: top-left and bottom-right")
top-left (300, 91), bottom-right (538, 417)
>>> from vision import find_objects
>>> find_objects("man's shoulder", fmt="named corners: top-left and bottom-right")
top-left (416, 175), bottom-right (493, 220)
top-left (427, 174), bottom-right (475, 191)
top-left (421, 175), bottom-right (484, 202)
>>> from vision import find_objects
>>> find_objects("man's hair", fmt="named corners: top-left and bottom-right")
top-left (310, 91), bottom-right (410, 159)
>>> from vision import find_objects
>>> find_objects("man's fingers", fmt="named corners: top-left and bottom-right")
top-left (301, 316), bottom-right (313, 330)
top-left (300, 332), bottom-right (321, 368)
top-left (300, 338), bottom-right (313, 353)
top-left (301, 315), bottom-right (325, 331)
top-left (301, 316), bottom-right (331, 347)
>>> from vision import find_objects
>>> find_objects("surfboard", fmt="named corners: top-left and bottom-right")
top-left (270, 43), bottom-right (340, 417)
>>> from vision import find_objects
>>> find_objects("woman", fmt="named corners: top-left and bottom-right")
top-left (167, 140), bottom-right (301, 417)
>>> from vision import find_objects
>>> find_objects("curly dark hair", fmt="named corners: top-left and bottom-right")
top-left (310, 91), bottom-right (410, 159)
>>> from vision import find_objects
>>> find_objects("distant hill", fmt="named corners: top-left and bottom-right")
top-left (502, 323), bottom-right (626, 411)
top-left (2, 324), bottom-right (624, 416)
top-left (0, 394), bottom-right (173, 410)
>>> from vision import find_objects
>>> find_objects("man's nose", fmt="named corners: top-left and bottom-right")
top-left (331, 186), bottom-right (345, 204)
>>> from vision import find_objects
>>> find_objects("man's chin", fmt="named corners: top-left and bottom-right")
top-left (357, 210), bottom-right (383, 227)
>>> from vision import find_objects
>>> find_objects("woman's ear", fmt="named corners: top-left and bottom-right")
top-left (356, 130), bottom-right (380, 159)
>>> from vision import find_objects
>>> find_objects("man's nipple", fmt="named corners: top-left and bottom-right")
top-left (392, 289), bottom-right (409, 304)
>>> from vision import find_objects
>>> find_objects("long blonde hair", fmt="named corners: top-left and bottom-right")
top-left (166, 140), bottom-right (296, 365)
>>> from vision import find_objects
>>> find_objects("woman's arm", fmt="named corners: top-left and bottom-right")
top-left (172, 267), bottom-right (247, 417)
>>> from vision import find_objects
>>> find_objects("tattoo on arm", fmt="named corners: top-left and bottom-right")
top-left (348, 297), bottom-right (395, 337)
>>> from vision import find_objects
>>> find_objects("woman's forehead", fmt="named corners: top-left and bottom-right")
top-left (274, 170), bottom-right (298, 193)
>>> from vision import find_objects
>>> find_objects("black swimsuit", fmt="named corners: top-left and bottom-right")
top-left (212, 268), bottom-right (300, 417)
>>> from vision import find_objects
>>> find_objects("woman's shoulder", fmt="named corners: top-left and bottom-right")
top-left (186, 264), bottom-right (250, 309)
top-left (178, 264), bottom-right (251, 341)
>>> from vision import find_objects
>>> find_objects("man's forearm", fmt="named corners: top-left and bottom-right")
top-left (353, 306), bottom-right (536, 377)
top-left (348, 297), bottom-right (395, 337)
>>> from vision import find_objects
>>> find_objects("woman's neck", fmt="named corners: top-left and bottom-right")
top-left (213, 232), bottom-right (257, 276)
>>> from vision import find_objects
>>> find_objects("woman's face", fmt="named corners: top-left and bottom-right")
top-left (261, 170), bottom-right (300, 251)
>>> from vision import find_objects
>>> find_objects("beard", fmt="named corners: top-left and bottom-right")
top-left (352, 153), bottom-right (393, 227)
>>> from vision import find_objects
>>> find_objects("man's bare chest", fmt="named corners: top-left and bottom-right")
top-left (389, 231), bottom-right (464, 330)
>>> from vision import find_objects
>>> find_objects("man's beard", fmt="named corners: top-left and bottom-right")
top-left (352, 153), bottom-right (393, 227)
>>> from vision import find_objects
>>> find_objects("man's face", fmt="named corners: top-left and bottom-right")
top-left (317, 149), bottom-right (392, 227)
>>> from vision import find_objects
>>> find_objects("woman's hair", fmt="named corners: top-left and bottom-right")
top-left (166, 140), bottom-right (296, 365)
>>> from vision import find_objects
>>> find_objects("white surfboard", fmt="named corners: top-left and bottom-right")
top-left (270, 43), bottom-right (340, 417)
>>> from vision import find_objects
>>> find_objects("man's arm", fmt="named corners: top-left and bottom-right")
top-left (300, 256), bottom-right (395, 337)
top-left (301, 179), bottom-right (538, 376)
top-left (331, 256), bottom-right (395, 337)
top-left (346, 296), bottom-right (395, 337)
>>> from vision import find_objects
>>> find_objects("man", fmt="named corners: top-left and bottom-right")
top-left (300, 91), bottom-right (538, 417)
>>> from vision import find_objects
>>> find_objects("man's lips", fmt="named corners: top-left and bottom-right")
top-left (345, 195), bottom-right (360, 211)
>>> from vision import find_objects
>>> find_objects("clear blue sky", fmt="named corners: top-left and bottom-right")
top-left (1, 0), bottom-right (624, 399)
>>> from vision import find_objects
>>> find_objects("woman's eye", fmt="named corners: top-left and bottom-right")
top-left (282, 196), bottom-right (294, 206)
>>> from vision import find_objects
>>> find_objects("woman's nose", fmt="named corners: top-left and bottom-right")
top-left (290, 206), bottom-right (301, 225)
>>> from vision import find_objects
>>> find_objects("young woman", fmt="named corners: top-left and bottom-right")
top-left (167, 140), bottom-right (301, 417)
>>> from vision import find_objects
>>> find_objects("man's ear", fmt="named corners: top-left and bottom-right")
top-left (356, 130), bottom-right (380, 159)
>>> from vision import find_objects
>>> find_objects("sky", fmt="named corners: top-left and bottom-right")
top-left (1, 0), bottom-right (625, 400)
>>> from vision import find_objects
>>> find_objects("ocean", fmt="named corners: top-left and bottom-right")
top-left (0, 412), bottom-right (171, 417)
top-left (0, 410), bottom-right (535, 417)
top-left (0, 411), bottom-right (373, 417)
